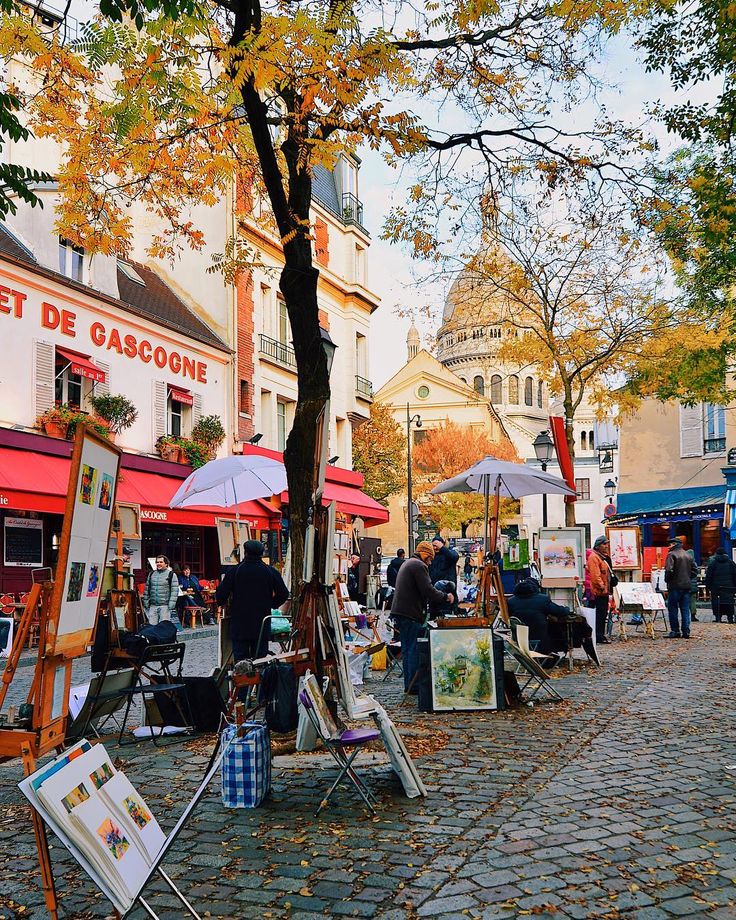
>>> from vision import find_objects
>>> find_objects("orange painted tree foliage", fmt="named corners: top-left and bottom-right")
top-left (3, 0), bottom-right (654, 584)
top-left (412, 420), bottom-right (519, 537)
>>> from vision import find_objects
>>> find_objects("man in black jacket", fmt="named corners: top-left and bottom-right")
top-left (706, 547), bottom-right (736, 623)
top-left (665, 537), bottom-right (698, 638)
top-left (508, 578), bottom-right (595, 662)
top-left (216, 540), bottom-right (289, 662)
top-left (429, 536), bottom-right (459, 585)
top-left (387, 549), bottom-right (406, 588)
top-left (392, 541), bottom-right (454, 693)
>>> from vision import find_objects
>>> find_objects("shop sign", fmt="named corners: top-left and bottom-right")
top-left (141, 509), bottom-right (168, 521)
top-left (0, 494), bottom-right (9, 506)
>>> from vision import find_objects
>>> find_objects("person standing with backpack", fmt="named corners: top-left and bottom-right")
top-left (142, 555), bottom-right (179, 627)
top-left (705, 547), bottom-right (736, 623)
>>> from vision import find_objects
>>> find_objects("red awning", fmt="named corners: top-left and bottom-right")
top-left (168, 386), bottom-right (193, 406)
top-left (0, 447), bottom-right (278, 528)
top-left (57, 347), bottom-right (107, 384)
top-left (322, 482), bottom-right (389, 527)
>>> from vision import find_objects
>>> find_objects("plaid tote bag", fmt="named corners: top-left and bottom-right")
top-left (221, 722), bottom-right (271, 808)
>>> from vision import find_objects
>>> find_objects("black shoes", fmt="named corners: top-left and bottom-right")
top-left (667, 632), bottom-right (681, 639)
top-left (598, 636), bottom-right (611, 644)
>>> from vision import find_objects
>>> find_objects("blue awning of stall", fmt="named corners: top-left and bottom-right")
top-left (609, 484), bottom-right (726, 524)
top-left (725, 488), bottom-right (736, 538)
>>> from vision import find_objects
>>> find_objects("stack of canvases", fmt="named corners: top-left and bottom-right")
top-left (21, 741), bottom-right (165, 911)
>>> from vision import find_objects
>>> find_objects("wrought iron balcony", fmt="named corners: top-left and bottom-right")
top-left (704, 437), bottom-right (726, 454)
top-left (342, 193), bottom-right (365, 228)
top-left (260, 334), bottom-right (296, 370)
top-left (355, 375), bottom-right (374, 400)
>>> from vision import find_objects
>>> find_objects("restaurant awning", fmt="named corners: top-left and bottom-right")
top-left (0, 447), bottom-right (278, 527)
top-left (168, 385), bottom-right (193, 406)
top-left (321, 481), bottom-right (389, 527)
top-left (56, 346), bottom-right (107, 384)
top-left (609, 484), bottom-right (726, 525)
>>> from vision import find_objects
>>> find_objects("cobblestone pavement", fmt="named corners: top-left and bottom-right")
top-left (1, 620), bottom-right (736, 919)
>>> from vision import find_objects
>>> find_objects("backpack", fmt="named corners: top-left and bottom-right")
top-left (120, 620), bottom-right (177, 658)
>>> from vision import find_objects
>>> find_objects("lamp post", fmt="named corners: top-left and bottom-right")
top-left (532, 429), bottom-right (555, 527)
top-left (604, 478), bottom-right (616, 501)
top-left (406, 404), bottom-right (422, 555)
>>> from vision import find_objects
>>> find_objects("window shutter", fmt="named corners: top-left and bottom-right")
top-left (34, 340), bottom-right (55, 416)
top-left (192, 392), bottom-right (203, 428)
top-left (679, 403), bottom-right (703, 458)
top-left (152, 380), bottom-right (167, 444)
top-left (94, 360), bottom-right (110, 398)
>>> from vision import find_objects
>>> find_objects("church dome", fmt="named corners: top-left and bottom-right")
top-left (440, 247), bottom-right (517, 328)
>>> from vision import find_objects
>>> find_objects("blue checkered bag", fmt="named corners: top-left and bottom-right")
top-left (221, 722), bottom-right (271, 808)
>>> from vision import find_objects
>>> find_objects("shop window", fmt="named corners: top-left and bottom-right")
top-left (58, 237), bottom-right (84, 282)
top-left (508, 375), bottom-right (519, 404)
top-left (575, 478), bottom-right (591, 501)
top-left (524, 376), bottom-right (533, 406)
top-left (55, 355), bottom-right (83, 408)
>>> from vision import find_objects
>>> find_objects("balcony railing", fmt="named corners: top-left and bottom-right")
top-left (704, 437), bottom-right (726, 454)
top-left (355, 375), bottom-right (373, 400)
top-left (342, 193), bottom-right (365, 229)
top-left (260, 334), bottom-right (296, 370)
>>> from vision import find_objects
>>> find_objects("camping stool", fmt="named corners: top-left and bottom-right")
top-left (298, 689), bottom-right (381, 816)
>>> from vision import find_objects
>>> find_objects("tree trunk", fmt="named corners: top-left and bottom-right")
top-left (461, 522), bottom-right (468, 538)
top-left (564, 405), bottom-right (577, 527)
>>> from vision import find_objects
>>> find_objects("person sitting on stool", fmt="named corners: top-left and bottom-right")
top-left (177, 564), bottom-right (212, 625)
top-left (508, 578), bottom-right (596, 664)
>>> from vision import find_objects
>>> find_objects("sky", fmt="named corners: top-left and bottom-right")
top-left (362, 30), bottom-right (700, 391)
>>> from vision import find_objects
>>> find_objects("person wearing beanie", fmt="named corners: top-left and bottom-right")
top-left (586, 536), bottom-right (614, 644)
top-left (392, 542), bottom-right (455, 693)
top-left (216, 539), bottom-right (289, 662)
top-left (665, 537), bottom-right (698, 638)
top-left (429, 535), bottom-right (459, 585)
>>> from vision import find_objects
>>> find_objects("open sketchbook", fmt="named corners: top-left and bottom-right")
top-left (20, 741), bottom-right (166, 912)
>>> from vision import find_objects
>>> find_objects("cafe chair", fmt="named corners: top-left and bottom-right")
top-left (19, 593), bottom-right (41, 648)
top-left (503, 632), bottom-right (563, 704)
top-left (298, 687), bottom-right (381, 816)
top-left (0, 594), bottom-right (15, 616)
top-left (116, 642), bottom-right (193, 746)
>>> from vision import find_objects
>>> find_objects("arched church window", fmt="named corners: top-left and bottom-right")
top-left (589, 430), bottom-right (595, 449)
top-left (524, 376), bottom-right (533, 406)
top-left (490, 375), bottom-right (502, 403)
top-left (581, 431), bottom-right (587, 451)
top-left (474, 375), bottom-right (485, 396)
top-left (537, 380), bottom-right (543, 408)
top-left (508, 375), bottom-right (519, 404)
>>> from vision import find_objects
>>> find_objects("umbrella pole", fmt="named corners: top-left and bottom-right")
top-left (484, 477), bottom-right (490, 556)
top-left (489, 475), bottom-right (501, 555)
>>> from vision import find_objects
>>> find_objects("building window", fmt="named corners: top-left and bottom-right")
top-left (278, 298), bottom-right (289, 345)
top-left (276, 401), bottom-right (288, 451)
top-left (704, 403), bottom-right (726, 453)
top-left (417, 384), bottom-right (430, 399)
top-left (537, 380), bottom-right (543, 408)
top-left (168, 395), bottom-right (183, 436)
top-left (55, 355), bottom-right (83, 407)
top-left (474, 375), bottom-right (485, 396)
top-left (524, 376), bottom-right (533, 406)
top-left (260, 283), bottom-right (272, 334)
top-left (239, 379), bottom-right (249, 414)
top-left (355, 244), bottom-right (366, 285)
top-left (508, 375), bottom-right (519, 404)
top-left (58, 237), bottom-right (84, 282)
top-left (490, 375), bottom-right (502, 402)
top-left (575, 478), bottom-right (591, 501)
top-left (355, 332), bottom-right (367, 378)
top-left (581, 431), bottom-right (587, 451)
top-left (589, 430), bottom-right (595, 449)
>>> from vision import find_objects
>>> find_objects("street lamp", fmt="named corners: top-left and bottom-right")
top-left (320, 326), bottom-right (337, 375)
top-left (406, 405), bottom-right (422, 555)
top-left (533, 429), bottom-right (555, 527)
top-left (604, 478), bottom-right (616, 500)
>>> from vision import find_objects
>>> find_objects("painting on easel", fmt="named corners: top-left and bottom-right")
top-left (216, 518), bottom-right (252, 566)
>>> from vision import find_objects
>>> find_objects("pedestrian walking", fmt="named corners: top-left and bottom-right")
top-left (142, 555), bottom-right (180, 627)
top-left (586, 536), bottom-right (615, 644)
top-left (392, 541), bottom-right (454, 694)
top-left (705, 547), bottom-right (736, 623)
top-left (216, 540), bottom-right (289, 662)
top-left (428, 535), bottom-right (459, 584)
top-left (387, 549), bottom-right (406, 588)
top-left (665, 537), bottom-right (698, 638)
top-left (686, 548), bottom-right (700, 621)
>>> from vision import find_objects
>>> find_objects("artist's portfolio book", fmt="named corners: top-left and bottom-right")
top-left (19, 740), bottom-right (166, 912)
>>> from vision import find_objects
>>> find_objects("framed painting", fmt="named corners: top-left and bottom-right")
top-left (215, 519), bottom-right (252, 566)
top-left (538, 527), bottom-right (586, 582)
top-left (606, 525), bottom-right (642, 570)
top-left (503, 538), bottom-right (529, 571)
top-left (429, 627), bottom-right (498, 712)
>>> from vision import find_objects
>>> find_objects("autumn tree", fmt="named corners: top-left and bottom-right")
top-left (352, 402), bottom-right (405, 506)
top-left (459, 195), bottom-right (729, 525)
top-left (412, 420), bottom-right (519, 537)
top-left (4, 0), bottom-right (656, 585)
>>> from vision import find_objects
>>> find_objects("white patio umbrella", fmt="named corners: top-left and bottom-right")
top-left (431, 456), bottom-right (576, 552)
top-left (170, 454), bottom-right (287, 527)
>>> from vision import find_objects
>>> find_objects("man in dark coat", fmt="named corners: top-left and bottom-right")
top-left (665, 537), bottom-right (698, 638)
top-left (706, 547), bottom-right (736, 623)
top-left (347, 553), bottom-right (364, 604)
top-left (508, 578), bottom-right (595, 660)
top-left (429, 536), bottom-right (459, 585)
top-left (392, 541), bottom-right (454, 693)
top-left (216, 540), bottom-right (289, 662)
top-left (387, 549), bottom-right (406, 588)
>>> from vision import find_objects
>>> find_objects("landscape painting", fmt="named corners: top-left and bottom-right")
top-left (538, 528), bottom-right (586, 581)
top-left (429, 628), bottom-right (497, 712)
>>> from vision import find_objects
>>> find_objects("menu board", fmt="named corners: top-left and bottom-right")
top-left (4, 517), bottom-right (43, 567)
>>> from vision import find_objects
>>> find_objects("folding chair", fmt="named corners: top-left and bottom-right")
top-left (382, 614), bottom-right (403, 681)
top-left (66, 669), bottom-right (137, 741)
top-left (503, 635), bottom-right (563, 703)
top-left (116, 642), bottom-right (193, 746)
top-left (299, 680), bottom-right (381, 816)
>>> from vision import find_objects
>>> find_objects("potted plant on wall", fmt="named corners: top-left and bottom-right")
top-left (178, 438), bottom-right (210, 469)
top-left (37, 404), bottom-right (74, 439)
top-left (156, 435), bottom-right (181, 462)
top-left (66, 411), bottom-right (111, 439)
top-left (88, 394), bottom-right (138, 443)
top-left (191, 414), bottom-right (226, 460)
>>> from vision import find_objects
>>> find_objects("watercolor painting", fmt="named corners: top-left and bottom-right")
top-left (86, 563), bottom-right (101, 597)
top-left (89, 762), bottom-right (114, 790)
top-left (61, 782), bottom-right (90, 813)
top-left (79, 464), bottom-right (98, 505)
top-left (123, 794), bottom-right (152, 830)
top-left (66, 562), bottom-right (86, 602)
top-left (98, 473), bottom-right (114, 511)
top-left (429, 628), bottom-right (497, 712)
top-left (96, 818), bottom-right (130, 860)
